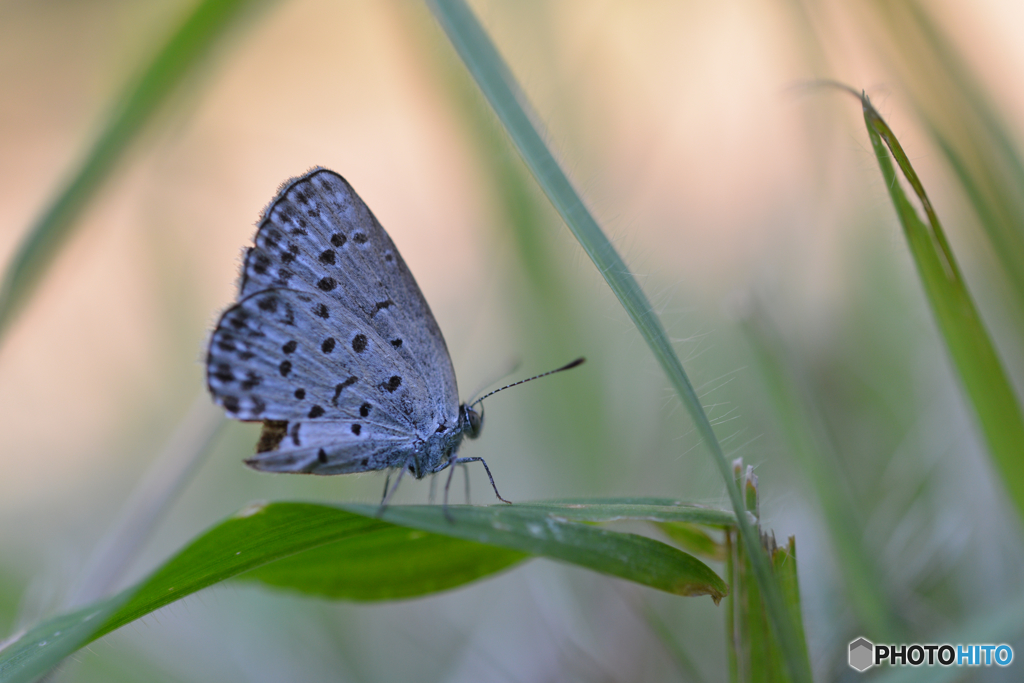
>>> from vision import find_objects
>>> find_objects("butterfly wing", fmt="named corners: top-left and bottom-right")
top-left (206, 168), bottom-right (461, 474)
top-left (237, 168), bottom-right (459, 419)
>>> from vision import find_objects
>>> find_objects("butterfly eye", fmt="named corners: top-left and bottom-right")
top-left (465, 405), bottom-right (483, 439)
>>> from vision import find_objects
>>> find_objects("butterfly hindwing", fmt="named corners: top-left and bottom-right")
top-left (207, 287), bottom-right (429, 431)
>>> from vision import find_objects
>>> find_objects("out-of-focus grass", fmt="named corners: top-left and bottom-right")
top-left (742, 302), bottom-right (904, 642)
top-left (0, 0), bottom-right (268, 342)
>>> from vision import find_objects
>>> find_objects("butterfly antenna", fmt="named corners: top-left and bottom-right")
top-left (470, 357), bottom-right (585, 409)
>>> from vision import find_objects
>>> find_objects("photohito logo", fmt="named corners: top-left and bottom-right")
top-left (848, 637), bottom-right (1014, 671)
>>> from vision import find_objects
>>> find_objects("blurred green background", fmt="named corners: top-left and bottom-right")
top-left (2, 0), bottom-right (1023, 680)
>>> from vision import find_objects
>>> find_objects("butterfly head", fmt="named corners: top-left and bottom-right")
top-left (460, 403), bottom-right (484, 440)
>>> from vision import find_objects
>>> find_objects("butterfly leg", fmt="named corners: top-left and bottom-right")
top-left (381, 471), bottom-right (392, 504)
top-left (452, 457), bottom-right (511, 505)
top-left (377, 458), bottom-right (412, 515)
top-left (442, 459), bottom-right (459, 522)
top-left (461, 462), bottom-right (471, 504)
top-left (428, 471), bottom-right (439, 505)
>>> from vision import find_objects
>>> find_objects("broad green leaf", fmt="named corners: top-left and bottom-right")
top-left (515, 499), bottom-right (736, 526)
top-left (424, 3), bottom-right (810, 681)
top-left (367, 504), bottom-right (727, 600)
top-left (237, 520), bottom-right (525, 601)
top-left (0, 0), bottom-right (268, 341)
top-left (0, 500), bottom-right (726, 682)
top-left (658, 522), bottom-right (726, 562)
top-left (860, 93), bottom-right (1024, 521)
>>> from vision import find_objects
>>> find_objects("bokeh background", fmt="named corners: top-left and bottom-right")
top-left (2, 0), bottom-right (1024, 680)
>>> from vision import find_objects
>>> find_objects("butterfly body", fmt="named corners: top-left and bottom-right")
top-left (206, 168), bottom-right (481, 483)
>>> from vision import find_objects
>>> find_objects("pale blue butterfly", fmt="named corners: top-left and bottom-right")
top-left (206, 167), bottom-right (582, 505)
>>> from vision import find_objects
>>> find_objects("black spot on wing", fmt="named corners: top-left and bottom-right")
top-left (212, 363), bottom-right (233, 383)
top-left (332, 376), bottom-right (358, 406)
top-left (252, 252), bottom-right (271, 275)
top-left (240, 371), bottom-right (262, 391)
top-left (371, 299), bottom-right (394, 317)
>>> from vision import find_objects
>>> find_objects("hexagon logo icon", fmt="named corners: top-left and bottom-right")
top-left (849, 637), bottom-right (874, 672)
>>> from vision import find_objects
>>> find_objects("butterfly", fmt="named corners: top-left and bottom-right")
top-left (206, 167), bottom-right (582, 505)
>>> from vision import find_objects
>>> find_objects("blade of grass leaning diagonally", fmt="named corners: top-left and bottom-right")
top-left (0, 500), bottom-right (729, 683)
top-left (424, 2), bottom-right (812, 682)
top-left (0, 0), bottom-right (268, 342)
top-left (871, 1), bottom-right (1024, 318)
top-left (855, 89), bottom-right (1024, 521)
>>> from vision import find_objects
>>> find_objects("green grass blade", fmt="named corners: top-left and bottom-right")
top-left (860, 93), bottom-right (1024, 520)
top-left (771, 538), bottom-right (810, 681)
top-left (425, 2), bottom-right (811, 681)
top-left (0, 594), bottom-right (134, 683)
top-left (0, 0), bottom-right (266, 341)
top-left (876, 2), bottom-right (1024, 315)
top-left (0, 500), bottom-right (726, 681)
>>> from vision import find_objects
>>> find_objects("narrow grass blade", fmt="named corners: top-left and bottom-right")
top-left (871, 1), bottom-right (1024, 317)
top-left (0, 500), bottom-right (726, 681)
top-left (425, 2), bottom-right (811, 681)
top-left (727, 468), bottom-right (813, 683)
top-left (0, 0), bottom-right (266, 341)
top-left (858, 91), bottom-right (1024, 520)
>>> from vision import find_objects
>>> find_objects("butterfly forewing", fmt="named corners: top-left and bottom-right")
top-left (238, 169), bottom-right (459, 418)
